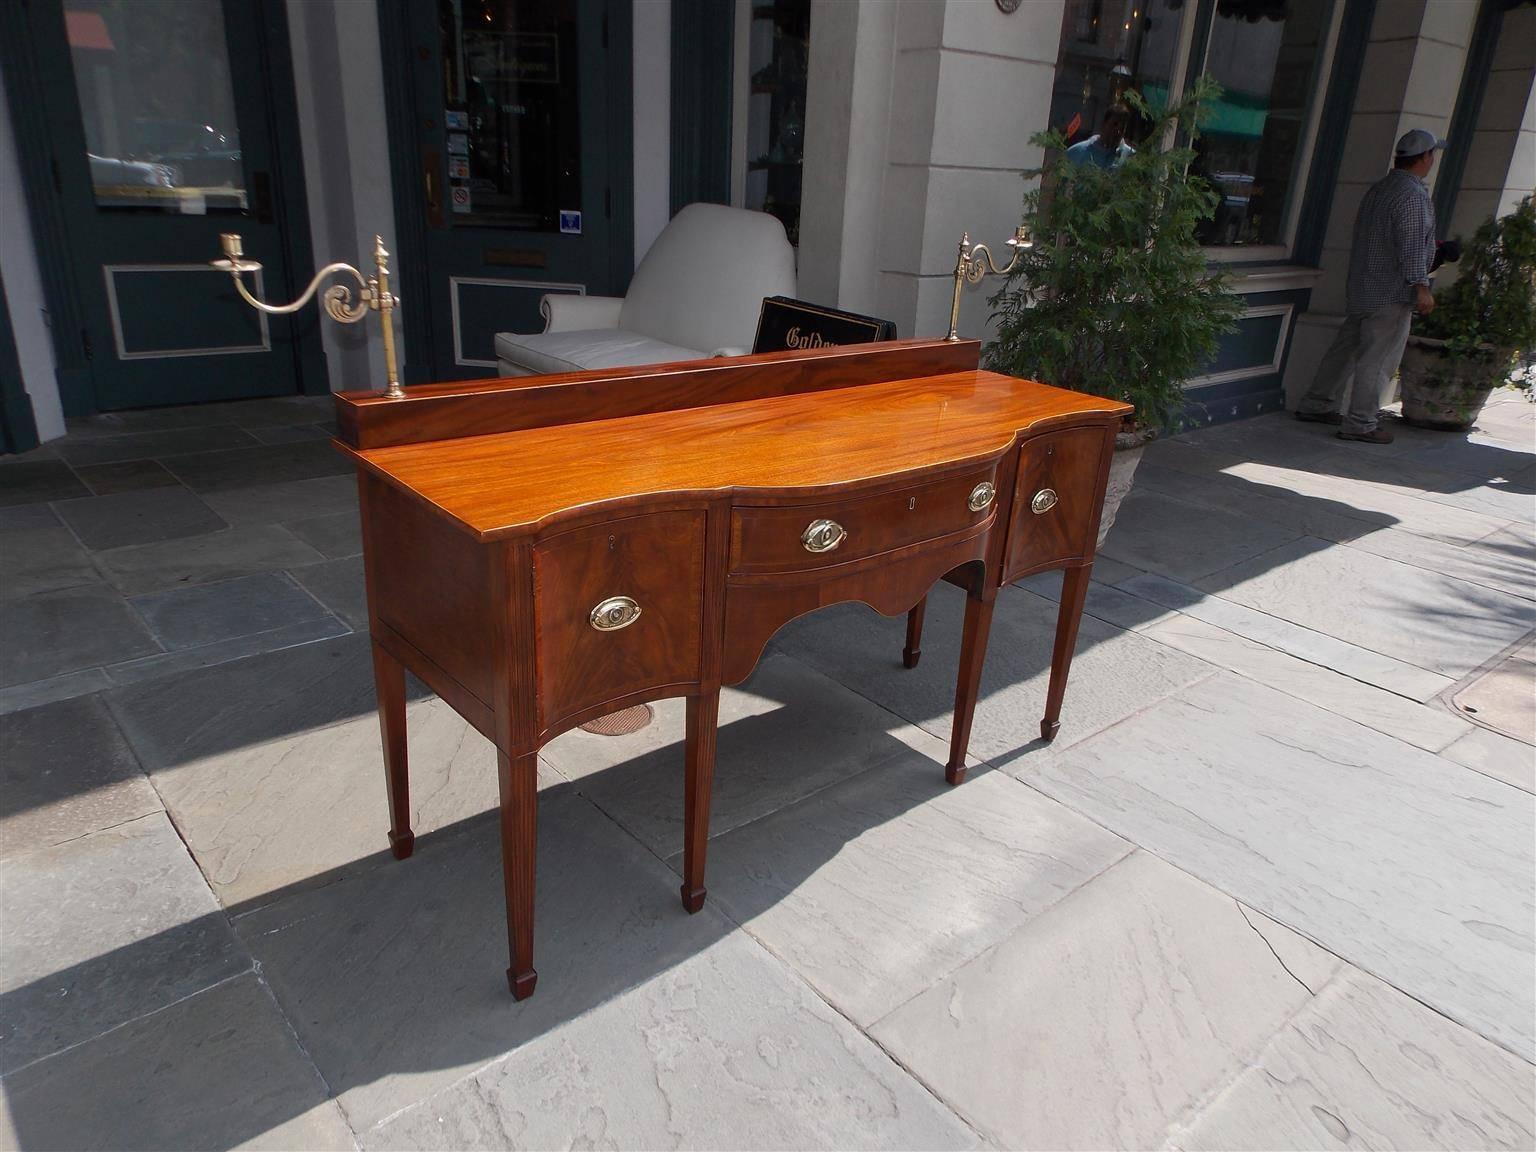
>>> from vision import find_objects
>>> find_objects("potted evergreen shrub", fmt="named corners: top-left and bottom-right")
top-left (1399, 196), bottom-right (1536, 431)
top-left (985, 77), bottom-right (1242, 542)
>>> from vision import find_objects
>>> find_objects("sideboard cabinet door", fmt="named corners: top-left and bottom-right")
top-left (1002, 427), bottom-right (1109, 581)
top-left (534, 510), bottom-right (706, 733)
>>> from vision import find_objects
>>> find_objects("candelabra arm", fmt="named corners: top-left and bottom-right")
top-left (944, 225), bottom-right (1032, 341)
top-left (217, 261), bottom-right (370, 317)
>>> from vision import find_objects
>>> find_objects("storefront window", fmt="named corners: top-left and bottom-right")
top-left (1046, 0), bottom-right (1336, 253)
top-left (1048, 0), bottom-right (1185, 151)
top-left (1191, 0), bottom-right (1333, 248)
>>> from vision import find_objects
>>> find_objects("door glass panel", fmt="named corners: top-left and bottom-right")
top-left (1048, 0), bottom-right (1186, 149)
top-left (439, 0), bottom-right (581, 231)
top-left (65, 0), bottom-right (246, 213)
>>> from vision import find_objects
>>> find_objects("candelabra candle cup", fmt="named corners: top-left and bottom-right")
top-left (211, 232), bottom-right (405, 399)
top-left (945, 225), bottom-right (1033, 342)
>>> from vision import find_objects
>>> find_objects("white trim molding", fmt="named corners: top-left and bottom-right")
top-left (1186, 302), bottom-right (1295, 387)
top-left (449, 275), bottom-right (585, 368)
top-left (103, 264), bottom-right (271, 361)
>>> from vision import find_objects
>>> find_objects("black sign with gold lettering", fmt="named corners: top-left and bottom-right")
top-left (751, 296), bottom-right (897, 354)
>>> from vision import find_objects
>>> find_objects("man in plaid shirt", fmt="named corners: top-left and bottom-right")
top-left (1296, 128), bottom-right (1445, 444)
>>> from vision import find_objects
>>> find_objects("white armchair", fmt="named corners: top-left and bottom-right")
top-left (494, 203), bottom-right (796, 377)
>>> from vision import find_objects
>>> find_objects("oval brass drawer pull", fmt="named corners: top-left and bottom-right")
top-left (968, 481), bottom-right (996, 512)
top-left (1031, 488), bottom-right (1058, 515)
top-left (801, 518), bottom-right (847, 554)
top-left (589, 596), bottom-right (642, 632)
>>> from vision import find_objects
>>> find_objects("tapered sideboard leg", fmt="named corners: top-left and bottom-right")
top-left (497, 750), bottom-right (539, 1000)
top-left (681, 690), bottom-right (720, 914)
top-left (371, 640), bottom-right (414, 860)
top-left (1041, 563), bottom-right (1092, 743)
top-left (903, 596), bottom-right (928, 668)
top-left (946, 592), bottom-right (995, 786)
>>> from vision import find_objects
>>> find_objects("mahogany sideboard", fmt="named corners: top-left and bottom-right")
top-left (332, 339), bottom-right (1131, 999)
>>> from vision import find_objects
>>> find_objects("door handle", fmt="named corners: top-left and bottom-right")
top-left (423, 151), bottom-right (442, 227)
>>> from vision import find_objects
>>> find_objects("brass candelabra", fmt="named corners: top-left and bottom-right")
top-left (945, 224), bottom-right (1032, 341)
top-left (212, 233), bottom-right (404, 398)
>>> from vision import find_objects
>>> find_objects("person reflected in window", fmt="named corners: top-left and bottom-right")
top-left (1295, 128), bottom-right (1444, 445)
top-left (1066, 105), bottom-right (1136, 170)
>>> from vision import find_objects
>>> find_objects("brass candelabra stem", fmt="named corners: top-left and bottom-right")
top-left (945, 224), bottom-right (1033, 341)
top-left (212, 233), bottom-right (404, 399)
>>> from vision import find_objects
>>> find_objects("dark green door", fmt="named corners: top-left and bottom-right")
top-left (389, 0), bottom-right (631, 381)
top-left (19, 0), bottom-right (317, 410)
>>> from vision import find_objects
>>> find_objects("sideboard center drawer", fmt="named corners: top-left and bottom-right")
top-left (729, 466), bottom-right (997, 575)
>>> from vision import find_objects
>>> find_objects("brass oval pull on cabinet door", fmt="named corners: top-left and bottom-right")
top-left (968, 481), bottom-right (996, 512)
top-left (1031, 488), bottom-right (1058, 514)
top-left (590, 596), bottom-right (642, 632)
top-left (801, 519), bottom-right (847, 553)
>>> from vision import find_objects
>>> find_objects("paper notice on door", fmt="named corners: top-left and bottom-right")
top-left (447, 133), bottom-right (469, 156)
top-left (559, 210), bottom-right (581, 234)
top-left (448, 157), bottom-right (470, 180)
top-left (451, 185), bottom-right (472, 214)
top-left (444, 110), bottom-right (469, 130)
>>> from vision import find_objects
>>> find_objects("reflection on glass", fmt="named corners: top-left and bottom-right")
top-left (440, 0), bottom-right (581, 231)
top-left (1048, 0), bottom-right (1183, 150)
top-left (65, 0), bottom-right (245, 213)
top-left (744, 0), bottom-right (810, 247)
top-left (1192, 0), bottom-right (1331, 248)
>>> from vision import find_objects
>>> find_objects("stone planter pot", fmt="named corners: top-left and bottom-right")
top-left (1096, 427), bottom-right (1154, 546)
top-left (1398, 336), bottom-right (1512, 431)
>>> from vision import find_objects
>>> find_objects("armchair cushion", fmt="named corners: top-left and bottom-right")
top-left (494, 328), bottom-right (704, 377)
top-left (541, 294), bottom-right (624, 333)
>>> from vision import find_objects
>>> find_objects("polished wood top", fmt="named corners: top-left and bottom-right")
top-left (344, 369), bottom-right (1131, 541)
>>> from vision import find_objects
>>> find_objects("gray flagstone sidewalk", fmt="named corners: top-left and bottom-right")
top-left (1, 389), bottom-right (1532, 1149)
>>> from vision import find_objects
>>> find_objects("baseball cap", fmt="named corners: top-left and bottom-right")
top-left (1394, 128), bottom-right (1447, 158)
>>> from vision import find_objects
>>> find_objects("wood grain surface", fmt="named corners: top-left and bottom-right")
top-left (345, 371), bottom-right (1130, 541)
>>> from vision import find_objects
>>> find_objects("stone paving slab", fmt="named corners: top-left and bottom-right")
top-left (235, 788), bottom-right (742, 1133)
top-left (869, 852), bottom-right (1334, 1150)
top-left (71, 458), bottom-right (181, 495)
top-left (0, 585), bottom-right (161, 688)
top-left (102, 616), bottom-right (351, 688)
top-left (53, 426), bottom-right (260, 467)
top-left (53, 486), bottom-right (227, 551)
top-left (1151, 442), bottom-right (1513, 547)
top-left (199, 474), bottom-right (359, 527)
top-left (772, 582), bottom-right (1215, 759)
top-left (361, 931), bottom-right (979, 1152)
top-left (0, 460), bottom-right (90, 507)
top-left (1140, 613), bottom-right (1471, 754)
top-left (1015, 567), bottom-right (1177, 632)
top-left (1197, 536), bottom-right (1536, 679)
top-left (1440, 725), bottom-right (1536, 794)
top-left (699, 750), bottom-right (1130, 1026)
top-left (1349, 521), bottom-right (1536, 601)
top-left (0, 813), bottom-right (250, 1073)
top-left (163, 440), bottom-right (352, 494)
top-left (129, 571), bottom-right (335, 651)
top-left (105, 632), bottom-right (409, 782)
top-left (96, 523), bottom-right (327, 595)
top-left (544, 653), bottom-right (961, 857)
top-left (1098, 488), bottom-right (1303, 583)
top-left (1132, 455), bottom-right (1379, 544)
top-left (1018, 672), bottom-right (1536, 1062)
top-left (1121, 572), bottom-right (1454, 700)
top-left (0, 504), bottom-right (60, 533)
top-left (0, 525), bottom-right (100, 598)
top-left (285, 509), bottom-right (363, 558)
top-left (0, 695), bottom-right (160, 861)
top-left (147, 696), bottom-right (553, 910)
top-left (0, 975), bottom-right (355, 1152)
top-left (289, 554), bottom-right (368, 630)
top-left (0, 668), bottom-right (113, 717)
top-left (1166, 968), bottom-right (1536, 1151)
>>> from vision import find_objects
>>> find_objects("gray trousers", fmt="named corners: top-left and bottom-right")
top-left (1298, 304), bottom-right (1413, 433)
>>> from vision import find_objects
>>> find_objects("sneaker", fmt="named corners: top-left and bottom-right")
top-left (1295, 410), bottom-right (1343, 425)
top-left (1337, 427), bottom-right (1394, 444)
